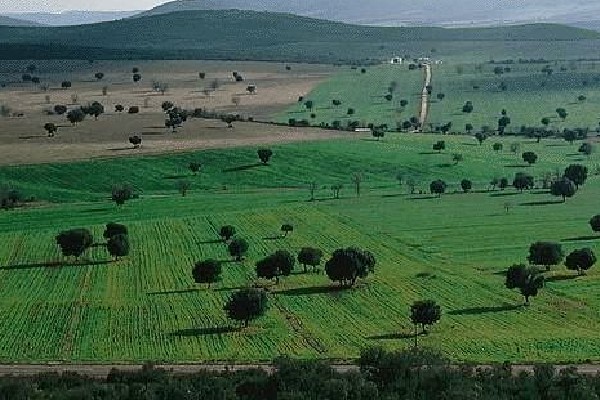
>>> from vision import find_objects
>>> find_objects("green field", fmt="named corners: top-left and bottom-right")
top-left (277, 65), bottom-right (423, 129)
top-left (428, 61), bottom-right (600, 132)
top-left (1, 134), bottom-right (599, 363)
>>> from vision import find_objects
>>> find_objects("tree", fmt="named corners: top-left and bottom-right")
top-left (107, 234), bottom-right (129, 260)
top-left (224, 288), bottom-right (268, 328)
top-left (219, 225), bottom-right (236, 242)
top-left (475, 131), bottom-right (487, 145)
top-left (452, 153), bottom-right (463, 165)
top-left (522, 152), bottom-right (538, 166)
top-left (54, 104), bottom-right (67, 115)
top-left (505, 264), bottom-right (544, 305)
top-left (228, 238), bottom-right (249, 261)
top-left (550, 177), bottom-right (576, 202)
top-left (95, 72), bottom-right (104, 81)
top-left (192, 259), bottom-right (222, 288)
top-left (461, 179), bottom-right (472, 193)
top-left (430, 180), bottom-right (446, 197)
top-left (189, 162), bottom-right (201, 175)
top-left (133, 73), bottom-right (141, 83)
top-left (258, 149), bottom-right (273, 165)
top-left (528, 242), bottom-right (563, 271)
top-left (304, 100), bottom-right (314, 111)
top-left (564, 164), bottom-right (588, 188)
top-left (129, 135), bottom-right (142, 149)
top-left (56, 229), bottom-right (94, 259)
top-left (347, 108), bottom-right (355, 115)
top-left (564, 130), bottom-right (578, 144)
top-left (178, 180), bottom-right (191, 197)
top-left (578, 143), bottom-right (593, 156)
top-left (66, 108), bottom-right (85, 125)
top-left (541, 117), bottom-right (550, 128)
top-left (246, 85), bottom-right (256, 95)
top-left (499, 177), bottom-right (509, 190)
top-left (399, 99), bottom-right (409, 108)
top-left (330, 184), bottom-right (343, 199)
top-left (297, 247), bottom-right (323, 273)
top-left (372, 128), bottom-right (384, 141)
top-left (115, 104), bottom-right (124, 112)
top-left (325, 247), bottom-right (375, 287)
top-left (256, 250), bottom-right (295, 283)
top-left (513, 172), bottom-right (534, 192)
top-left (565, 248), bottom-right (596, 275)
top-left (410, 300), bottom-right (441, 336)
top-left (103, 223), bottom-right (128, 239)
top-left (112, 185), bottom-right (133, 206)
top-left (436, 93), bottom-right (445, 101)
top-left (432, 140), bottom-right (445, 153)
top-left (556, 108), bottom-right (568, 121)
top-left (199, 72), bottom-right (206, 79)
top-left (493, 143), bottom-right (503, 152)
top-left (462, 101), bottom-right (473, 113)
top-left (281, 224), bottom-right (294, 237)
top-left (590, 215), bottom-right (600, 233)
top-left (84, 101), bottom-right (104, 120)
top-left (465, 123), bottom-right (473, 134)
top-left (351, 173), bottom-right (362, 197)
top-left (61, 81), bottom-right (71, 89)
top-left (132, 67), bottom-right (140, 74)
top-left (44, 122), bottom-right (58, 137)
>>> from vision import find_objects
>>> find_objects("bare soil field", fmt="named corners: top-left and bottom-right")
top-left (0, 60), bottom-right (336, 164)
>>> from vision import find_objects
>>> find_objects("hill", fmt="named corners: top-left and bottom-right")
top-left (0, 10), bottom-right (597, 61)
top-left (0, 15), bottom-right (43, 27)
top-left (1, 11), bottom-right (141, 27)
top-left (141, 0), bottom-right (600, 28)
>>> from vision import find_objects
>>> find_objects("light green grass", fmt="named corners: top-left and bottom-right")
top-left (0, 134), bottom-right (599, 363)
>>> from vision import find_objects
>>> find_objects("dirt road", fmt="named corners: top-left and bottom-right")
top-left (418, 63), bottom-right (432, 131)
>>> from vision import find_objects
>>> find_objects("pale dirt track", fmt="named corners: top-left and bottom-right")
top-left (418, 63), bottom-right (432, 131)
top-left (0, 362), bottom-right (599, 378)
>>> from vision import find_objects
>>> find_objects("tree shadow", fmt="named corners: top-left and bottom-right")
top-left (545, 143), bottom-right (569, 147)
top-left (82, 207), bottom-right (112, 213)
top-left (199, 239), bottom-right (223, 245)
top-left (214, 286), bottom-right (247, 292)
top-left (489, 192), bottom-right (519, 197)
top-left (436, 163), bottom-right (453, 168)
top-left (545, 275), bottom-right (579, 283)
top-left (530, 190), bottom-right (550, 195)
top-left (519, 200), bottom-right (563, 207)
top-left (461, 142), bottom-right (478, 147)
top-left (368, 332), bottom-right (416, 340)
top-left (163, 175), bottom-right (188, 180)
top-left (561, 235), bottom-right (599, 242)
top-left (263, 236), bottom-right (283, 241)
top-left (448, 304), bottom-right (521, 316)
top-left (418, 151), bottom-right (441, 155)
top-left (505, 164), bottom-right (529, 168)
top-left (493, 269), bottom-right (508, 276)
top-left (278, 285), bottom-right (345, 296)
top-left (171, 326), bottom-right (238, 337)
top-left (147, 288), bottom-right (200, 295)
top-left (381, 193), bottom-right (410, 198)
top-left (107, 147), bottom-right (132, 152)
top-left (415, 272), bottom-right (437, 279)
top-left (18, 135), bottom-right (48, 140)
top-left (408, 196), bottom-right (438, 200)
top-left (222, 163), bottom-right (263, 173)
top-left (0, 260), bottom-right (113, 271)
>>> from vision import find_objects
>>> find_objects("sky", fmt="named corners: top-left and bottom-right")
top-left (0, 0), bottom-right (165, 12)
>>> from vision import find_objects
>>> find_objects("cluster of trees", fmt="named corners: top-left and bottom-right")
top-left (55, 223), bottom-right (130, 261)
top-left (4, 347), bottom-right (600, 399)
top-left (0, 186), bottom-right (23, 210)
top-left (45, 101), bottom-right (105, 135)
top-left (162, 101), bottom-right (188, 132)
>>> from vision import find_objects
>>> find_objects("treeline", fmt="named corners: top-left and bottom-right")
top-left (0, 348), bottom-right (599, 399)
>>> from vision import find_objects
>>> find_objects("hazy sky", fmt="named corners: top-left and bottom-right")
top-left (0, 0), bottom-right (165, 12)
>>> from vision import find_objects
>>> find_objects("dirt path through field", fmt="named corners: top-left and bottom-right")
top-left (418, 63), bottom-right (432, 131)
top-left (0, 362), bottom-right (598, 378)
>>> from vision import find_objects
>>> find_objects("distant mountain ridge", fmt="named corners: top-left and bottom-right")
top-left (0, 15), bottom-right (43, 27)
top-left (139, 0), bottom-right (600, 28)
top-left (0, 11), bottom-right (140, 27)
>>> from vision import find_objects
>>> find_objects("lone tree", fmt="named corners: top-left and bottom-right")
top-left (228, 238), bottom-right (249, 261)
top-left (44, 122), bottom-right (58, 137)
top-left (280, 224), bottom-right (294, 237)
top-left (325, 247), bottom-right (375, 287)
top-left (550, 177), bottom-right (576, 202)
top-left (493, 143), bottom-right (503, 152)
top-left (410, 300), bottom-right (441, 337)
top-left (255, 250), bottom-right (295, 284)
top-left (219, 225), bottom-right (236, 242)
top-left (61, 81), bottom-right (72, 89)
top-left (475, 131), bottom-right (487, 145)
top-left (192, 259), bottom-right (222, 288)
top-left (54, 104), bottom-right (67, 115)
top-left (505, 264), bottom-right (544, 305)
top-left (106, 234), bottom-right (129, 260)
top-left (115, 104), bottom-right (124, 112)
top-left (462, 101), bottom-right (473, 114)
top-left (94, 72), bottom-right (104, 81)
top-left (177, 180), bottom-right (191, 197)
top-left (258, 149), bottom-right (273, 165)
top-left (297, 247), bottom-right (323, 273)
top-left (565, 248), bottom-right (596, 276)
top-left (224, 288), bottom-right (268, 328)
top-left (528, 242), bottom-right (563, 271)
top-left (372, 128), bottom-right (385, 141)
top-left (351, 173), bottom-right (362, 197)
top-left (103, 223), bottom-right (128, 239)
top-left (189, 162), bottom-right (202, 175)
top-left (465, 123), bottom-right (473, 134)
top-left (461, 179), bottom-right (472, 193)
top-left (129, 135), bottom-right (142, 149)
top-left (522, 152), bottom-right (538, 166)
top-left (66, 109), bottom-right (85, 125)
top-left (330, 184), bottom-right (343, 199)
top-left (112, 185), bottom-right (133, 206)
top-left (590, 215), bottom-right (600, 233)
top-left (432, 140), bottom-right (445, 153)
top-left (564, 164), bottom-right (588, 189)
top-left (56, 229), bottom-right (94, 259)
top-left (513, 172), bottom-right (534, 192)
top-left (452, 153), bottom-right (463, 165)
top-left (579, 143), bottom-right (593, 157)
top-left (430, 180), bottom-right (446, 197)
top-left (84, 101), bottom-right (104, 120)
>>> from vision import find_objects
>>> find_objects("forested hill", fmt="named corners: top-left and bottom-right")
top-left (0, 10), bottom-right (597, 61)
top-left (0, 15), bottom-right (42, 27)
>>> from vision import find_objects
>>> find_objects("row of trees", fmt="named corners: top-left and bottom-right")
top-left (55, 223), bottom-right (130, 260)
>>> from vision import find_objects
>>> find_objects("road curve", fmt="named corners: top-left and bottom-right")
top-left (0, 362), bottom-right (599, 378)
top-left (418, 63), bottom-right (432, 131)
